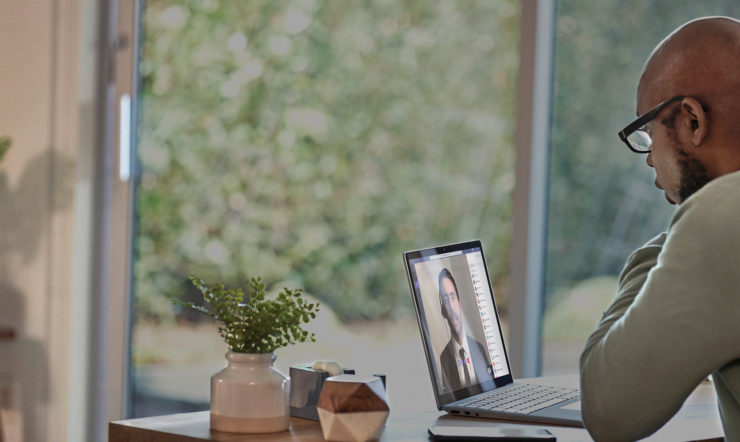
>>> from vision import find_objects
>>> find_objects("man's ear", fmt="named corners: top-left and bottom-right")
top-left (681, 97), bottom-right (708, 146)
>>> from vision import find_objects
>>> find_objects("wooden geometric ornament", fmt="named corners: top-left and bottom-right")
top-left (316, 375), bottom-right (389, 441)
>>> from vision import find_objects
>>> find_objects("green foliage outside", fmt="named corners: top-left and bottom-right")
top-left (135, 0), bottom-right (520, 324)
top-left (0, 136), bottom-right (11, 164)
top-left (544, 0), bottom-right (740, 307)
top-left (173, 275), bottom-right (318, 353)
top-left (134, 0), bottom-right (740, 331)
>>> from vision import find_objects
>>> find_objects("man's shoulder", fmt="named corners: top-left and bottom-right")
top-left (670, 170), bottom-right (740, 232)
top-left (680, 169), bottom-right (740, 211)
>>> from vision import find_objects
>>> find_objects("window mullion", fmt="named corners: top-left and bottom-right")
top-left (509, 0), bottom-right (555, 378)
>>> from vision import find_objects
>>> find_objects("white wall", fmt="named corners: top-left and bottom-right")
top-left (0, 0), bottom-right (99, 440)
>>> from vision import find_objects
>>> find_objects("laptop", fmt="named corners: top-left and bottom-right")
top-left (403, 240), bottom-right (582, 426)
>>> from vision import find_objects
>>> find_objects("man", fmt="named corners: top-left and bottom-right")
top-left (580, 17), bottom-right (740, 441)
top-left (437, 268), bottom-right (491, 392)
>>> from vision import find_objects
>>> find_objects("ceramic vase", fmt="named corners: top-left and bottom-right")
top-left (210, 351), bottom-right (290, 433)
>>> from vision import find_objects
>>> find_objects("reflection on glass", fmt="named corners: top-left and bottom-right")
top-left (132, 1), bottom-right (520, 416)
top-left (543, 0), bottom-right (740, 375)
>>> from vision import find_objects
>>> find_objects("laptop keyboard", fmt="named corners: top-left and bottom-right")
top-left (459, 383), bottom-right (579, 415)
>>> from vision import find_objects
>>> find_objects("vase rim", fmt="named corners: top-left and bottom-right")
top-left (225, 351), bottom-right (276, 362)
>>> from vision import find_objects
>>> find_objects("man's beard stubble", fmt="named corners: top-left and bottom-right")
top-left (678, 152), bottom-right (711, 202)
top-left (662, 109), bottom-right (711, 203)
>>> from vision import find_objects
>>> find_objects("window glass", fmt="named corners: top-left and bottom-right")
top-left (132, 0), bottom-right (520, 416)
top-left (543, 0), bottom-right (740, 375)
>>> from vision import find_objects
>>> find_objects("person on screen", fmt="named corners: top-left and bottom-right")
top-left (437, 268), bottom-right (490, 392)
top-left (580, 16), bottom-right (740, 441)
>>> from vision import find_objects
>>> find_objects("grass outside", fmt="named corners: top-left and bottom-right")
top-left (542, 276), bottom-right (618, 375)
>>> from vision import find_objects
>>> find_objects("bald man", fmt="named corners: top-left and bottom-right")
top-left (580, 17), bottom-right (740, 441)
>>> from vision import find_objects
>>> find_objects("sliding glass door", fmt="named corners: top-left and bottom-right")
top-left (129, 0), bottom-right (521, 417)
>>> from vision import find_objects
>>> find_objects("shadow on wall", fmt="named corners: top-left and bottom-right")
top-left (0, 148), bottom-right (75, 442)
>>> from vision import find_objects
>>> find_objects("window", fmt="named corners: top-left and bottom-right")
top-left (542, 0), bottom-right (740, 375)
top-left (130, 0), bottom-right (520, 416)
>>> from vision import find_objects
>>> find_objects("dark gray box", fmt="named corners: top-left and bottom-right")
top-left (289, 366), bottom-right (355, 420)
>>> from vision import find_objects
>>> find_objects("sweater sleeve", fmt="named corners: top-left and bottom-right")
top-left (579, 177), bottom-right (740, 441)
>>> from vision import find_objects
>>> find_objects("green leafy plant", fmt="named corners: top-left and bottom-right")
top-left (0, 136), bottom-right (11, 164)
top-left (173, 275), bottom-right (319, 353)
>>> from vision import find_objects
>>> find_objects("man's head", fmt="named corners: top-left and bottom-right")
top-left (634, 17), bottom-right (740, 204)
top-left (438, 268), bottom-right (464, 345)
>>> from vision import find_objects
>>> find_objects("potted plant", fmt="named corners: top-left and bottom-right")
top-left (173, 275), bottom-right (319, 433)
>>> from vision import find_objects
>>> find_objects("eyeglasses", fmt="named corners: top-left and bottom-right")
top-left (618, 95), bottom-right (685, 153)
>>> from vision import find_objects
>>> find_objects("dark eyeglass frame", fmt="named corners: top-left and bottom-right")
top-left (618, 95), bottom-right (685, 153)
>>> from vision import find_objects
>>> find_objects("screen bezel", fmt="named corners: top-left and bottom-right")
top-left (403, 239), bottom-right (514, 408)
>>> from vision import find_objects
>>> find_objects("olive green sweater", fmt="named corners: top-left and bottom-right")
top-left (580, 170), bottom-right (740, 441)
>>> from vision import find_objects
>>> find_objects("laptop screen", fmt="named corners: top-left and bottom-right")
top-left (404, 240), bottom-right (512, 405)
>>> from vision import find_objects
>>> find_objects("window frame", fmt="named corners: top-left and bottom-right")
top-left (90, 0), bottom-right (140, 439)
top-left (509, 0), bottom-right (555, 378)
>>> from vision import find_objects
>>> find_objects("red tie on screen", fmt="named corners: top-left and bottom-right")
top-left (459, 348), bottom-right (471, 385)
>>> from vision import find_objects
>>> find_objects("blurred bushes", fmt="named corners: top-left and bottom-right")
top-left (0, 136), bottom-right (10, 163)
top-left (135, 0), bottom-right (520, 323)
top-left (545, 0), bottom-right (740, 302)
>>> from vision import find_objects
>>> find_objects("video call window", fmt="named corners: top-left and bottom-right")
top-left (409, 248), bottom-right (509, 395)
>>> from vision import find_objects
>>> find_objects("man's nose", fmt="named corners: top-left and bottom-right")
top-left (646, 151), bottom-right (654, 167)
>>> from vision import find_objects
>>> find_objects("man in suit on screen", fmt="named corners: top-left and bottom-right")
top-left (437, 268), bottom-right (491, 393)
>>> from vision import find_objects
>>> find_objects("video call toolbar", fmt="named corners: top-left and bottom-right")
top-left (465, 251), bottom-right (509, 378)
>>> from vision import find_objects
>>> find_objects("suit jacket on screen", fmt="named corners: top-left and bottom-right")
top-left (439, 334), bottom-right (491, 393)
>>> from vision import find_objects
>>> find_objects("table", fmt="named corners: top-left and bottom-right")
top-left (109, 376), bottom-right (723, 441)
